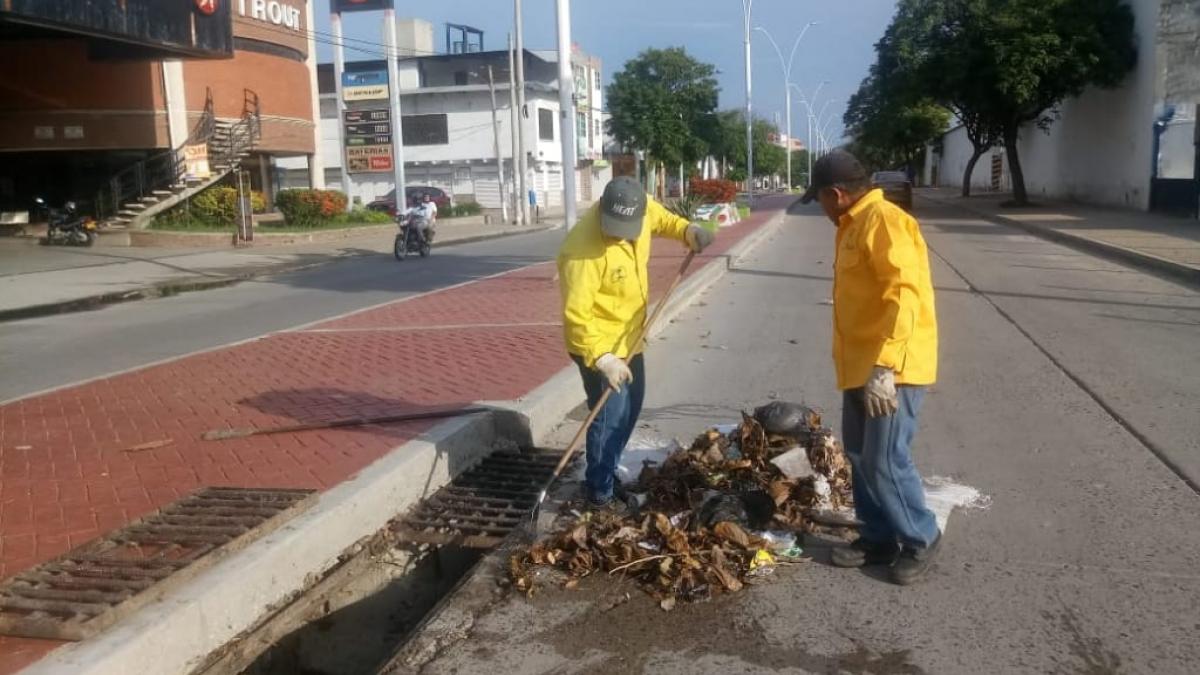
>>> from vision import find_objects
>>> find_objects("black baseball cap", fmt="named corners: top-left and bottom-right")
top-left (800, 150), bottom-right (868, 204)
top-left (600, 176), bottom-right (647, 240)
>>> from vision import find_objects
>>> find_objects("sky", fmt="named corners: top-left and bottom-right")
top-left (313, 0), bottom-right (901, 146)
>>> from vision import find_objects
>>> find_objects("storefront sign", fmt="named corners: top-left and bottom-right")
top-left (332, 0), bottom-right (394, 12)
top-left (344, 109), bottom-right (390, 124)
top-left (342, 70), bottom-right (389, 101)
top-left (183, 144), bottom-right (212, 179)
top-left (346, 135), bottom-right (392, 146)
top-left (346, 144), bottom-right (393, 173)
top-left (237, 0), bottom-right (302, 31)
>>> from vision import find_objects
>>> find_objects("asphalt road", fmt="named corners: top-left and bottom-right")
top-left (419, 200), bottom-right (1200, 674)
top-left (0, 228), bottom-right (564, 402)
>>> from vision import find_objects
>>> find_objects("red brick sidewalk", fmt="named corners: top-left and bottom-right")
top-left (0, 196), bottom-right (791, 671)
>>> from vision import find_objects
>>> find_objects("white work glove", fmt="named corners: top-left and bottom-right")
top-left (685, 223), bottom-right (715, 253)
top-left (595, 353), bottom-right (633, 392)
top-left (863, 366), bottom-right (898, 418)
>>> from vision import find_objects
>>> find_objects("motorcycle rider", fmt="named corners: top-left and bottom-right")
top-left (418, 193), bottom-right (437, 243)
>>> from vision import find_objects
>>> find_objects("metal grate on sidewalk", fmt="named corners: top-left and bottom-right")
top-left (0, 487), bottom-right (316, 641)
top-left (393, 449), bottom-right (565, 549)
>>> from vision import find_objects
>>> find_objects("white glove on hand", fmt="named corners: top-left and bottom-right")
top-left (595, 353), bottom-right (633, 392)
top-left (863, 366), bottom-right (899, 418)
top-left (685, 224), bottom-right (715, 253)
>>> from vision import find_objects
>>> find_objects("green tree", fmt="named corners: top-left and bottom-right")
top-left (844, 66), bottom-right (950, 173)
top-left (710, 110), bottom-right (787, 180)
top-left (606, 47), bottom-right (720, 175)
top-left (877, 0), bottom-right (1137, 204)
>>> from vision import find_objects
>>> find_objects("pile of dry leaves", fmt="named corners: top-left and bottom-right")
top-left (509, 402), bottom-right (856, 608)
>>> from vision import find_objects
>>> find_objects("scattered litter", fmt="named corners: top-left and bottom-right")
top-left (14, 445), bottom-right (32, 451)
top-left (770, 446), bottom-right (817, 480)
top-left (819, 299), bottom-right (833, 305)
top-left (693, 358), bottom-right (705, 363)
top-left (509, 405), bottom-right (857, 607)
top-left (924, 476), bottom-right (991, 532)
top-left (756, 530), bottom-right (798, 554)
top-left (787, 339), bottom-right (800, 345)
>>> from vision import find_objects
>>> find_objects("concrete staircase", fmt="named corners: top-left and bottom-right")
top-left (102, 120), bottom-right (255, 230)
top-left (96, 89), bottom-right (262, 231)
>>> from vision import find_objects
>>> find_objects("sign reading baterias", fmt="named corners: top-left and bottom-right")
top-left (346, 144), bottom-right (394, 173)
top-left (332, 0), bottom-right (394, 12)
top-left (344, 109), bottom-right (393, 172)
top-left (343, 71), bottom-right (389, 101)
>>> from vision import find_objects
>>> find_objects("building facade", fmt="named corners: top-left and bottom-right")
top-left (279, 31), bottom-right (610, 211)
top-left (0, 0), bottom-right (322, 215)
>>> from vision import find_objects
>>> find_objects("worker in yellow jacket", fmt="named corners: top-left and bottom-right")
top-left (801, 151), bottom-right (942, 585)
top-left (558, 177), bottom-right (714, 509)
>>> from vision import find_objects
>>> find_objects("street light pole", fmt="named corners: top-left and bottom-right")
top-left (740, 0), bottom-right (753, 206)
top-left (555, 0), bottom-right (577, 233)
top-left (754, 22), bottom-right (818, 192)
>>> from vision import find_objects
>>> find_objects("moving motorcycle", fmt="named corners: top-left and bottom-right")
top-left (394, 210), bottom-right (432, 260)
top-left (36, 197), bottom-right (97, 247)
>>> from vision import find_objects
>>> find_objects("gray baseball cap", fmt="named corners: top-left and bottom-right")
top-left (599, 176), bottom-right (647, 240)
top-left (800, 150), bottom-right (868, 204)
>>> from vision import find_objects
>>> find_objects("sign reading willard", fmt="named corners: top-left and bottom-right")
top-left (331, 0), bottom-right (394, 12)
top-left (343, 71), bottom-right (389, 102)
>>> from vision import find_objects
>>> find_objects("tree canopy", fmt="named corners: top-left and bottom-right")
top-left (848, 0), bottom-right (1137, 203)
top-left (605, 47), bottom-right (720, 168)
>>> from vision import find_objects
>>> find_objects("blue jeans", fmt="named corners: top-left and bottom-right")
top-left (842, 385), bottom-right (939, 549)
top-left (571, 354), bottom-right (645, 503)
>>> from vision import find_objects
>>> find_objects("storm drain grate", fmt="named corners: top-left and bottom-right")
top-left (394, 450), bottom-right (564, 549)
top-left (0, 487), bottom-right (316, 641)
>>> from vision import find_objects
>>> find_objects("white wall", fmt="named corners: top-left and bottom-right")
top-left (929, 0), bottom-right (1162, 209)
top-left (930, 125), bottom-right (1007, 192)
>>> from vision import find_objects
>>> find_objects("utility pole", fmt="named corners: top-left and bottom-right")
top-left (741, 0), bottom-right (754, 206)
top-left (507, 34), bottom-right (520, 223)
top-left (487, 65), bottom-right (508, 224)
top-left (513, 0), bottom-right (530, 226)
top-left (330, 10), bottom-right (351, 206)
top-left (383, 6), bottom-right (407, 210)
top-left (555, 0), bottom-right (578, 232)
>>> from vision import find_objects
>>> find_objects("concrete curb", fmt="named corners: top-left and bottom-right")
top-left (18, 204), bottom-right (792, 675)
top-left (0, 225), bottom-right (558, 324)
top-left (920, 193), bottom-right (1200, 287)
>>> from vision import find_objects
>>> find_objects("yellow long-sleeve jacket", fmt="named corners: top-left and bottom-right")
top-left (558, 199), bottom-right (691, 367)
top-left (833, 189), bottom-right (939, 390)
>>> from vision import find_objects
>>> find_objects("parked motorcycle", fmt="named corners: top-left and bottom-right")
top-left (36, 197), bottom-right (97, 247)
top-left (394, 211), bottom-right (431, 261)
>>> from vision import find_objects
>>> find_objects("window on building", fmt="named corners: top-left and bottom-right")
top-left (454, 71), bottom-right (468, 86)
top-left (402, 114), bottom-right (450, 145)
top-left (538, 108), bottom-right (554, 141)
top-left (579, 112), bottom-right (589, 143)
top-left (319, 97), bottom-right (337, 119)
top-left (595, 118), bottom-right (602, 139)
top-left (593, 70), bottom-right (601, 90)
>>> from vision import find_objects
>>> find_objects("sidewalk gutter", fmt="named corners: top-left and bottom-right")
top-left (920, 193), bottom-right (1200, 287)
top-left (18, 203), bottom-right (791, 675)
top-left (0, 225), bottom-right (558, 324)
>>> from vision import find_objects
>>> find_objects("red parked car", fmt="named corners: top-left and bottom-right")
top-left (367, 186), bottom-right (452, 216)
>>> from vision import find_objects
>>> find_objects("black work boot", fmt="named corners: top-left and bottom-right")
top-left (831, 537), bottom-right (900, 568)
top-left (890, 532), bottom-right (943, 585)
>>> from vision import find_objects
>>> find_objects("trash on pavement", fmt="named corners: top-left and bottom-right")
top-left (509, 404), bottom-right (855, 607)
top-left (770, 445), bottom-right (817, 479)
